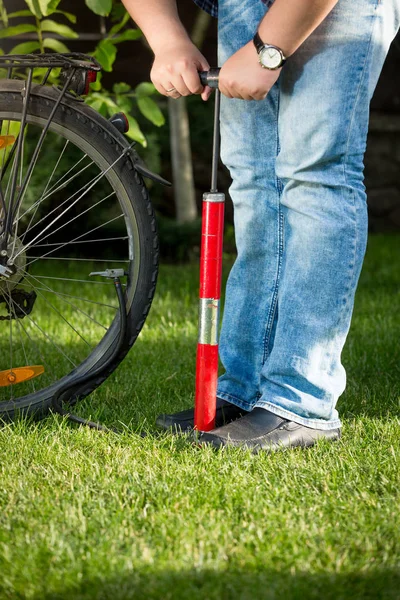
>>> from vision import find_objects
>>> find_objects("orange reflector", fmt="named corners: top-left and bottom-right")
top-left (0, 366), bottom-right (45, 387)
top-left (0, 135), bottom-right (16, 149)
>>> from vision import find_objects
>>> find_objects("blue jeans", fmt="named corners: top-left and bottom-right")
top-left (217, 0), bottom-right (400, 430)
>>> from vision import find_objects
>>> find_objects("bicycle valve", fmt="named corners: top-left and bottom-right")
top-left (194, 87), bottom-right (224, 432)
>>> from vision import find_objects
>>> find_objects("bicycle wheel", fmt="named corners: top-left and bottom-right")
top-left (0, 80), bottom-right (158, 420)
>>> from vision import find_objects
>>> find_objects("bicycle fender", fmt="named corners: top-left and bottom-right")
top-left (0, 79), bottom-right (172, 187)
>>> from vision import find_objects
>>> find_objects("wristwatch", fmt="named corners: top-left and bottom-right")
top-left (253, 32), bottom-right (287, 70)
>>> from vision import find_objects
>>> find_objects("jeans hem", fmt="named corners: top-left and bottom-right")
top-left (255, 400), bottom-right (342, 431)
top-left (217, 390), bottom-right (255, 412)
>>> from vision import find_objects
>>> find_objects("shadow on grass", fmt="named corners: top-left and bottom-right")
top-left (35, 566), bottom-right (400, 600)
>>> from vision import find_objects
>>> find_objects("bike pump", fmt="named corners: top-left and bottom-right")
top-left (194, 69), bottom-right (224, 432)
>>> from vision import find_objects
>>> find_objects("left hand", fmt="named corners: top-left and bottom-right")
top-left (219, 41), bottom-right (281, 100)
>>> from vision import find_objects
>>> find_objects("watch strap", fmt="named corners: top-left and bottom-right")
top-left (253, 31), bottom-right (265, 54)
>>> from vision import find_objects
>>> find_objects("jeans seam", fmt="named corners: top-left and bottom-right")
top-left (343, 11), bottom-right (377, 180)
top-left (338, 10), bottom-right (377, 337)
top-left (262, 86), bottom-right (283, 365)
top-left (262, 210), bottom-right (284, 364)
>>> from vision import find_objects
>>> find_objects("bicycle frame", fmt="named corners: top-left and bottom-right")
top-left (0, 53), bottom-right (101, 254)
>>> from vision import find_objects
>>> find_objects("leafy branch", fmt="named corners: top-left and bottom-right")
top-left (0, 0), bottom-right (165, 145)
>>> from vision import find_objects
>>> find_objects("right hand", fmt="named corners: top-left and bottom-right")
top-left (150, 40), bottom-right (212, 101)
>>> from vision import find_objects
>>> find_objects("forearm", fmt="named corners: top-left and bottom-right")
top-left (120, 0), bottom-right (190, 53)
top-left (258, 0), bottom-right (339, 56)
top-left (121, 0), bottom-right (210, 99)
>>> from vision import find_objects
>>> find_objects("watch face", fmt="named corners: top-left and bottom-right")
top-left (260, 46), bottom-right (282, 69)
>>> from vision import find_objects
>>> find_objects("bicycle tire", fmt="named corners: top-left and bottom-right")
top-left (0, 80), bottom-right (158, 420)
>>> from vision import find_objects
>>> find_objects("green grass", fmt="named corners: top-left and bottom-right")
top-left (0, 233), bottom-right (399, 600)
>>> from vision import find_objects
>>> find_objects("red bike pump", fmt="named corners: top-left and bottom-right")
top-left (194, 69), bottom-right (223, 432)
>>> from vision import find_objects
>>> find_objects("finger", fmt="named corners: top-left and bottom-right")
top-left (154, 82), bottom-right (172, 97)
top-left (183, 65), bottom-right (209, 95)
top-left (219, 84), bottom-right (234, 99)
top-left (201, 85), bottom-right (213, 101)
top-left (164, 74), bottom-right (191, 97)
top-left (184, 56), bottom-right (211, 96)
top-left (167, 92), bottom-right (182, 99)
top-left (160, 83), bottom-right (182, 99)
top-left (151, 70), bottom-right (173, 97)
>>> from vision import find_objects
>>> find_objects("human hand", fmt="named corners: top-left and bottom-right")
top-left (151, 40), bottom-right (212, 101)
top-left (219, 41), bottom-right (281, 100)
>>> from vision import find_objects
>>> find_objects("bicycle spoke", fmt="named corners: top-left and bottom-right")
top-left (43, 155), bottom-right (92, 198)
top-left (9, 301), bottom-right (77, 369)
top-left (10, 147), bottom-right (26, 257)
top-left (22, 190), bottom-right (117, 256)
top-left (13, 311), bottom-right (36, 394)
top-left (26, 256), bottom-right (128, 263)
top-left (25, 215), bottom-right (126, 267)
top-left (3, 142), bottom-right (18, 212)
top-left (15, 280), bottom-right (118, 310)
top-left (22, 282), bottom-right (93, 350)
top-left (13, 149), bottom-right (128, 259)
top-left (14, 314), bottom-right (50, 372)
top-left (32, 236), bottom-right (129, 248)
top-left (7, 285), bottom-right (13, 399)
top-left (18, 159), bottom-right (96, 240)
top-left (6, 71), bottom-right (33, 234)
top-left (21, 139), bottom-right (71, 235)
top-left (16, 271), bottom-right (111, 331)
top-left (43, 140), bottom-right (70, 196)
top-left (24, 275), bottom-right (120, 286)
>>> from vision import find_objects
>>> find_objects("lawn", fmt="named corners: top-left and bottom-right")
top-left (0, 233), bottom-right (399, 600)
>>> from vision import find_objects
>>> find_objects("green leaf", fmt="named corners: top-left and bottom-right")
top-left (0, 0), bottom-right (9, 27)
top-left (112, 28), bottom-right (142, 44)
top-left (39, 0), bottom-right (61, 16)
top-left (53, 10), bottom-right (76, 23)
top-left (115, 96), bottom-right (132, 115)
top-left (110, 3), bottom-right (127, 22)
top-left (0, 24), bottom-right (37, 38)
top-left (43, 37), bottom-right (69, 53)
top-left (24, 0), bottom-right (42, 19)
top-left (113, 82), bottom-right (131, 94)
top-left (134, 82), bottom-right (156, 98)
top-left (137, 97), bottom-right (165, 127)
top-left (85, 0), bottom-right (112, 17)
top-left (31, 65), bottom-right (60, 83)
top-left (94, 40), bottom-right (117, 72)
top-left (125, 115), bottom-right (146, 146)
top-left (89, 71), bottom-right (102, 92)
top-left (109, 12), bottom-right (129, 35)
top-left (86, 96), bottom-right (108, 116)
top-left (10, 41), bottom-right (41, 54)
top-left (8, 10), bottom-right (34, 18)
top-left (89, 92), bottom-right (119, 112)
top-left (40, 19), bottom-right (78, 38)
